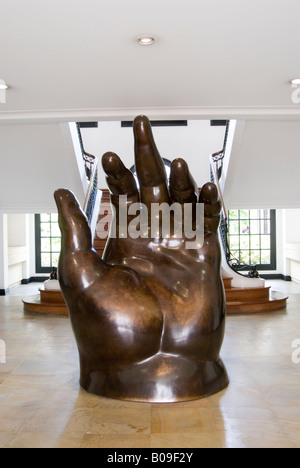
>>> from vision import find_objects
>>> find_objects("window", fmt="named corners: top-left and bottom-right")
top-left (35, 214), bottom-right (61, 273)
top-left (121, 120), bottom-right (188, 128)
top-left (228, 209), bottom-right (276, 271)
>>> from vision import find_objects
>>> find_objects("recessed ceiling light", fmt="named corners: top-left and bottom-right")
top-left (0, 80), bottom-right (8, 90)
top-left (138, 36), bottom-right (155, 46)
top-left (290, 78), bottom-right (300, 85)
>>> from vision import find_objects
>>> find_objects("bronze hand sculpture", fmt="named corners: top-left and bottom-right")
top-left (54, 116), bottom-right (229, 403)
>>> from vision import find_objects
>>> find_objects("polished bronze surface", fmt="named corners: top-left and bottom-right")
top-left (54, 115), bottom-right (229, 403)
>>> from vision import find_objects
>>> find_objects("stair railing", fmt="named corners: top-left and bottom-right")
top-left (209, 154), bottom-right (228, 225)
top-left (210, 121), bottom-right (230, 261)
top-left (210, 121), bottom-right (258, 277)
top-left (83, 156), bottom-right (99, 226)
top-left (76, 123), bottom-right (99, 227)
top-left (210, 154), bottom-right (230, 261)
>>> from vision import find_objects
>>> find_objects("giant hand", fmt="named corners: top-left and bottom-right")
top-left (54, 116), bottom-right (229, 403)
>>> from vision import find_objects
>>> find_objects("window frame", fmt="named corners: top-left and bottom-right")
top-left (228, 209), bottom-right (277, 271)
top-left (35, 214), bottom-right (61, 274)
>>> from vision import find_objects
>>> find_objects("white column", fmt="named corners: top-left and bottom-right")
top-left (282, 210), bottom-right (289, 278)
top-left (22, 214), bottom-right (31, 282)
top-left (28, 214), bottom-right (37, 278)
top-left (0, 214), bottom-right (8, 293)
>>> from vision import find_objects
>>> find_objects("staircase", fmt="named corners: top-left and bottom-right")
top-left (92, 191), bottom-right (288, 315)
top-left (23, 188), bottom-right (288, 316)
top-left (23, 274), bottom-right (288, 316)
top-left (93, 189), bottom-right (111, 257)
top-left (23, 123), bottom-right (101, 317)
top-left (23, 122), bottom-right (288, 316)
top-left (209, 121), bottom-right (288, 312)
top-left (23, 288), bottom-right (68, 315)
top-left (223, 277), bottom-right (287, 314)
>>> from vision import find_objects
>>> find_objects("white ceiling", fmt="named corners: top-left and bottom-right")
top-left (1, 0), bottom-right (300, 122)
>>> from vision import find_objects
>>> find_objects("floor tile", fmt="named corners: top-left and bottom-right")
top-left (88, 406), bottom-right (151, 435)
top-left (0, 280), bottom-right (300, 448)
top-left (10, 432), bottom-right (84, 449)
top-left (151, 433), bottom-right (222, 449)
top-left (81, 434), bottom-right (151, 448)
top-left (151, 406), bottom-right (217, 434)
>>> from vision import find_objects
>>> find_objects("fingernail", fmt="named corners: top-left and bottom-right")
top-left (133, 115), bottom-right (154, 145)
top-left (200, 183), bottom-right (219, 204)
top-left (170, 159), bottom-right (190, 189)
top-left (102, 152), bottom-right (127, 179)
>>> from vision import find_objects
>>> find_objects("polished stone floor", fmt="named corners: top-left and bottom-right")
top-left (0, 280), bottom-right (299, 448)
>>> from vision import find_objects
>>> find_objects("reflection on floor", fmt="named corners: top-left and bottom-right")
top-left (0, 280), bottom-right (299, 448)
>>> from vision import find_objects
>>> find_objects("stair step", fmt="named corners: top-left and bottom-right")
top-left (40, 288), bottom-right (65, 304)
top-left (227, 291), bottom-right (288, 314)
top-left (222, 277), bottom-right (233, 289)
top-left (23, 295), bottom-right (68, 316)
top-left (225, 286), bottom-right (270, 303)
top-left (23, 274), bottom-right (287, 317)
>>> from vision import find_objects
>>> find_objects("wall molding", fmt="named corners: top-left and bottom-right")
top-left (1, 106), bottom-right (300, 124)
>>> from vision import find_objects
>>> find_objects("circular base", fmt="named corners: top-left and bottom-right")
top-left (80, 353), bottom-right (229, 403)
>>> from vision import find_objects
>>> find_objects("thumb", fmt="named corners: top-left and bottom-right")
top-left (54, 189), bottom-right (93, 251)
top-left (54, 189), bottom-right (108, 292)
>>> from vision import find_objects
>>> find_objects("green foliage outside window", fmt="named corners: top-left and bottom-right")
top-left (228, 209), bottom-right (276, 271)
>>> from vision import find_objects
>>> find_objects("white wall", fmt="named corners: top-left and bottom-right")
top-left (0, 122), bottom-right (90, 289)
top-left (0, 213), bottom-right (31, 289)
top-left (285, 210), bottom-right (300, 244)
top-left (0, 122), bottom-right (87, 213)
top-left (7, 214), bottom-right (27, 247)
top-left (220, 120), bottom-right (300, 277)
top-left (81, 121), bottom-right (225, 189)
top-left (223, 120), bottom-right (300, 209)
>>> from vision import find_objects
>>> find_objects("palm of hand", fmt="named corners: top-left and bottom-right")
top-left (55, 116), bottom-right (228, 402)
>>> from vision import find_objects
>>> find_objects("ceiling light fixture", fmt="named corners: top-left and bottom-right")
top-left (138, 35), bottom-right (155, 46)
top-left (290, 78), bottom-right (300, 86)
top-left (0, 79), bottom-right (8, 90)
top-left (0, 79), bottom-right (8, 104)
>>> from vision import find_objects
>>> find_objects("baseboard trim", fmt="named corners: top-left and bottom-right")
top-left (0, 288), bottom-right (10, 296)
top-left (0, 277), bottom-right (48, 295)
top-left (284, 275), bottom-right (292, 282)
top-left (260, 274), bottom-right (292, 281)
top-left (22, 276), bottom-right (49, 284)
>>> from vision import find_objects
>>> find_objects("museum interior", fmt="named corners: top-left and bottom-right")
top-left (0, 0), bottom-right (300, 449)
